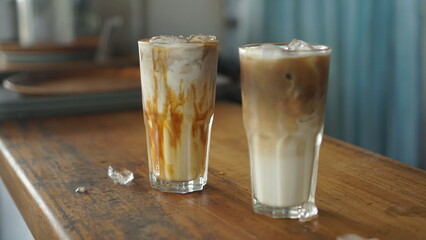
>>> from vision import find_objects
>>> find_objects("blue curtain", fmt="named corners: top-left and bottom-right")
top-left (255, 0), bottom-right (425, 168)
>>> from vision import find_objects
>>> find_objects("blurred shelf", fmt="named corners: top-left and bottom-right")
top-left (0, 56), bottom-right (138, 73)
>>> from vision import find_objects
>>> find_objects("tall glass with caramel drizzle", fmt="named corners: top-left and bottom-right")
top-left (138, 35), bottom-right (219, 193)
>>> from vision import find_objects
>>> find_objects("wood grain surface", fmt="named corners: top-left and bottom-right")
top-left (0, 102), bottom-right (425, 240)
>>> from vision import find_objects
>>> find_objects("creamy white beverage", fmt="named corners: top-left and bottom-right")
top-left (239, 39), bottom-right (331, 219)
top-left (138, 35), bottom-right (219, 193)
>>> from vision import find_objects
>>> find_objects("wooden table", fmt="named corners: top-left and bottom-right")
top-left (0, 102), bottom-right (425, 240)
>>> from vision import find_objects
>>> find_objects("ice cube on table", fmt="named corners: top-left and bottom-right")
top-left (149, 35), bottom-right (188, 44)
top-left (188, 34), bottom-right (217, 43)
top-left (108, 166), bottom-right (134, 185)
top-left (75, 186), bottom-right (87, 193)
top-left (288, 39), bottom-right (315, 51)
top-left (336, 234), bottom-right (379, 240)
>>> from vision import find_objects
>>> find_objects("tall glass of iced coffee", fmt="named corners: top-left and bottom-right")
top-left (138, 35), bottom-right (219, 193)
top-left (239, 39), bottom-right (331, 220)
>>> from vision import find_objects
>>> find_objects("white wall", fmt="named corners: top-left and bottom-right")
top-left (145, 0), bottom-right (226, 40)
top-left (0, 179), bottom-right (34, 240)
top-left (89, 0), bottom-right (226, 56)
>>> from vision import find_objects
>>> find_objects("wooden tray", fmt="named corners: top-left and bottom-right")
top-left (2, 67), bottom-right (141, 96)
top-left (0, 36), bottom-right (99, 63)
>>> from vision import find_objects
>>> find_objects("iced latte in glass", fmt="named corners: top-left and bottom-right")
top-left (138, 34), bottom-right (219, 193)
top-left (239, 39), bottom-right (331, 220)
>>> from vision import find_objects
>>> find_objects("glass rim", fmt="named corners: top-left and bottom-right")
top-left (239, 42), bottom-right (332, 53)
top-left (138, 38), bottom-right (219, 47)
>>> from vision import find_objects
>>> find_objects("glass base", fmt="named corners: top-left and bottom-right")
top-left (149, 173), bottom-right (206, 194)
top-left (253, 200), bottom-right (318, 221)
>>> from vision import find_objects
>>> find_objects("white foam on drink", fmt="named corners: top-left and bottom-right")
top-left (147, 34), bottom-right (217, 45)
top-left (149, 35), bottom-right (188, 44)
top-left (258, 44), bottom-right (285, 59)
top-left (241, 39), bottom-right (329, 59)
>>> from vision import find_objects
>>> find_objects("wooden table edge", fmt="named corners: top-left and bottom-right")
top-left (0, 139), bottom-right (67, 240)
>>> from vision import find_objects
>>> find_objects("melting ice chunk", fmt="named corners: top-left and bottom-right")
top-left (188, 34), bottom-right (217, 43)
top-left (149, 35), bottom-right (188, 44)
top-left (287, 39), bottom-right (315, 51)
top-left (108, 166), bottom-right (134, 185)
top-left (75, 186), bottom-right (87, 193)
top-left (336, 234), bottom-right (379, 240)
top-left (298, 202), bottom-right (318, 222)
